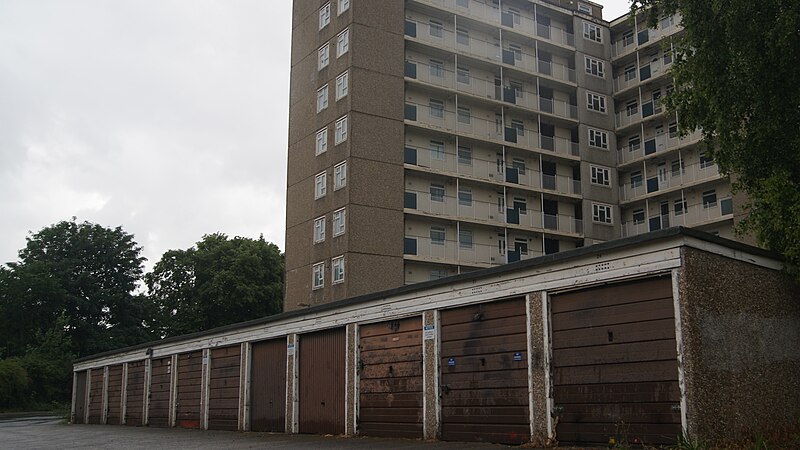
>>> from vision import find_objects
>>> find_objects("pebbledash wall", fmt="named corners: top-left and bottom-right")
top-left (71, 228), bottom-right (800, 447)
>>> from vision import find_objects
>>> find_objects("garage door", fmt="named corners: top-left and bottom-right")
top-left (208, 345), bottom-right (241, 431)
top-left (440, 298), bottom-right (530, 444)
top-left (250, 338), bottom-right (287, 432)
top-left (175, 351), bottom-right (203, 428)
top-left (106, 365), bottom-right (123, 425)
top-left (73, 370), bottom-right (87, 424)
top-left (125, 360), bottom-right (146, 426)
top-left (88, 369), bottom-right (105, 424)
top-left (358, 317), bottom-right (423, 438)
top-left (551, 277), bottom-right (681, 446)
top-left (299, 328), bottom-right (345, 435)
top-left (148, 356), bottom-right (172, 427)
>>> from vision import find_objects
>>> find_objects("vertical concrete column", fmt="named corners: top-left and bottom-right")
top-left (345, 323), bottom-right (358, 436)
top-left (101, 366), bottom-right (109, 424)
top-left (422, 310), bottom-right (440, 440)
top-left (541, 292), bottom-right (555, 444)
top-left (120, 363), bottom-right (129, 425)
top-left (671, 268), bottom-right (689, 433)
top-left (238, 342), bottom-right (251, 431)
top-left (200, 348), bottom-right (211, 430)
top-left (84, 368), bottom-right (91, 424)
top-left (169, 354), bottom-right (179, 427)
top-left (285, 334), bottom-right (299, 434)
top-left (70, 371), bottom-right (78, 424)
top-left (527, 292), bottom-right (549, 446)
top-left (143, 358), bottom-right (152, 426)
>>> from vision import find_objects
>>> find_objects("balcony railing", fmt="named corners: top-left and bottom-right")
top-left (621, 197), bottom-right (733, 237)
top-left (543, 213), bottom-right (583, 235)
top-left (404, 235), bottom-right (543, 266)
top-left (621, 161), bottom-right (722, 202)
top-left (617, 129), bottom-right (702, 165)
top-left (611, 14), bottom-right (681, 59)
top-left (615, 99), bottom-right (664, 129)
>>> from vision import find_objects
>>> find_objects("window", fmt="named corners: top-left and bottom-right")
top-left (626, 99), bottom-right (638, 116)
top-left (592, 203), bottom-right (613, 224)
top-left (507, 7), bottom-right (521, 24)
top-left (588, 128), bottom-right (608, 149)
top-left (458, 186), bottom-right (472, 206)
top-left (513, 197), bottom-right (527, 214)
top-left (669, 121), bottom-right (679, 138)
top-left (659, 15), bottom-right (674, 29)
top-left (510, 80), bottom-right (523, 98)
top-left (456, 0), bottom-right (469, 7)
top-left (429, 99), bottom-right (444, 118)
top-left (508, 43), bottom-right (522, 61)
top-left (590, 165), bottom-right (611, 186)
top-left (674, 198), bottom-right (687, 216)
top-left (456, 27), bottom-right (469, 45)
top-left (337, 0), bottom-right (349, 15)
top-left (429, 20), bottom-right (443, 38)
top-left (314, 171), bottom-right (326, 199)
top-left (671, 159), bottom-right (685, 176)
top-left (624, 65), bottom-right (636, 81)
top-left (511, 118), bottom-right (525, 136)
top-left (430, 269), bottom-right (449, 280)
top-left (663, 49), bottom-right (673, 65)
top-left (512, 157), bottom-right (526, 175)
top-left (585, 56), bottom-right (605, 78)
top-left (459, 229), bottom-right (473, 249)
top-left (331, 256), bottom-right (345, 284)
top-left (457, 66), bottom-right (470, 84)
top-left (457, 106), bottom-right (471, 124)
top-left (313, 216), bottom-right (326, 243)
top-left (583, 22), bottom-right (602, 43)
top-left (430, 226), bottom-right (445, 245)
top-left (335, 71), bottom-right (348, 100)
top-left (628, 135), bottom-right (641, 151)
top-left (312, 262), bottom-right (324, 289)
top-left (429, 140), bottom-right (445, 160)
top-left (334, 161), bottom-right (347, 190)
top-left (429, 59), bottom-right (444, 77)
top-left (633, 209), bottom-right (645, 225)
top-left (336, 28), bottom-right (349, 57)
top-left (457, 145), bottom-right (472, 165)
top-left (622, 30), bottom-right (634, 47)
top-left (315, 128), bottom-right (328, 155)
top-left (430, 184), bottom-right (445, 202)
top-left (699, 152), bottom-right (713, 168)
top-left (702, 190), bottom-right (717, 208)
top-left (335, 115), bottom-right (348, 144)
top-left (587, 92), bottom-right (606, 113)
top-left (332, 208), bottom-right (346, 236)
top-left (316, 85), bottom-right (328, 112)
top-left (577, 3), bottom-right (592, 14)
top-left (319, 3), bottom-right (331, 30)
top-left (630, 170), bottom-right (643, 188)
top-left (318, 44), bottom-right (329, 70)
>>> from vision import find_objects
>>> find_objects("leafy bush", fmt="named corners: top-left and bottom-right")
top-left (0, 359), bottom-right (30, 408)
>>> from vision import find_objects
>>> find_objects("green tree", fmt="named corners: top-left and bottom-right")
top-left (630, 0), bottom-right (800, 277)
top-left (145, 233), bottom-right (284, 337)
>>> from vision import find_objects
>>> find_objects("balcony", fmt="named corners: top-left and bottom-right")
top-left (615, 99), bottom-right (663, 129)
top-left (543, 213), bottom-right (583, 235)
top-left (620, 161), bottom-right (722, 202)
top-left (611, 15), bottom-right (681, 59)
top-left (617, 129), bottom-right (702, 165)
top-left (541, 173), bottom-right (581, 195)
top-left (403, 234), bottom-right (542, 266)
top-left (621, 197), bottom-right (733, 237)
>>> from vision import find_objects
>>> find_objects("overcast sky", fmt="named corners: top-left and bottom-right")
top-left (0, 0), bottom-right (632, 270)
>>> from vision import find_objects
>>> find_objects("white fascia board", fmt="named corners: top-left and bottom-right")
top-left (681, 236), bottom-right (784, 271)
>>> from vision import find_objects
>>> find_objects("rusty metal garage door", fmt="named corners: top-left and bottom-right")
top-left (125, 360), bottom-right (146, 426)
top-left (88, 369), bottom-right (105, 424)
top-left (208, 345), bottom-right (241, 431)
top-left (551, 277), bottom-right (681, 446)
top-left (74, 370), bottom-right (87, 424)
top-left (106, 365), bottom-right (123, 425)
top-left (148, 357), bottom-right (172, 427)
top-left (250, 338), bottom-right (287, 432)
top-left (358, 317), bottom-right (423, 439)
top-left (175, 351), bottom-right (203, 428)
top-left (299, 328), bottom-right (345, 435)
top-left (440, 298), bottom-right (530, 444)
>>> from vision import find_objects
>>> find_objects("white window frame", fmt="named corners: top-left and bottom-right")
top-left (335, 71), bottom-right (348, 101)
top-left (332, 208), bottom-right (346, 236)
top-left (429, 99), bottom-right (444, 119)
top-left (319, 3), bottom-right (331, 30)
top-left (590, 165), bottom-right (611, 187)
top-left (429, 19), bottom-right (443, 38)
top-left (312, 262), bottom-right (324, 290)
top-left (335, 115), bottom-right (348, 144)
top-left (331, 256), bottom-right (345, 284)
top-left (315, 128), bottom-right (328, 155)
top-left (430, 226), bottom-right (445, 245)
top-left (313, 216), bottom-right (326, 244)
top-left (429, 59), bottom-right (444, 77)
top-left (429, 140), bottom-right (445, 161)
top-left (582, 21), bottom-right (602, 43)
top-left (337, 0), bottom-right (350, 15)
top-left (314, 171), bottom-right (327, 199)
top-left (458, 186), bottom-right (472, 206)
top-left (592, 203), bottom-right (613, 224)
top-left (459, 229), bottom-right (473, 249)
top-left (584, 56), bottom-right (605, 78)
top-left (316, 84), bottom-right (329, 113)
top-left (586, 91), bottom-right (607, 113)
top-left (457, 66), bottom-right (470, 84)
top-left (577, 3), bottom-right (592, 14)
top-left (457, 145), bottom-right (472, 165)
top-left (336, 28), bottom-right (349, 57)
top-left (588, 128), bottom-right (608, 149)
top-left (333, 161), bottom-right (347, 190)
top-left (318, 44), bottom-right (330, 70)
top-left (457, 106), bottom-right (471, 124)
top-left (430, 184), bottom-right (445, 202)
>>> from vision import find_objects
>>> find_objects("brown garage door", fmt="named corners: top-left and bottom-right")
top-left (125, 360), bottom-right (146, 426)
top-left (175, 351), bottom-right (203, 428)
top-left (88, 369), bottom-right (105, 424)
top-left (148, 356), bottom-right (172, 427)
top-left (106, 365), bottom-right (123, 425)
top-left (250, 338), bottom-right (287, 432)
top-left (358, 317), bottom-right (423, 439)
top-left (551, 277), bottom-right (681, 446)
top-left (299, 328), bottom-right (345, 435)
top-left (208, 345), bottom-right (241, 431)
top-left (74, 370), bottom-right (88, 424)
top-left (440, 298), bottom-right (530, 444)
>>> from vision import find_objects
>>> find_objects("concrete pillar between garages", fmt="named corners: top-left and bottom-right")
top-left (120, 363), bottom-right (129, 425)
top-left (285, 334), bottom-right (299, 434)
top-left (169, 354), bottom-right (179, 427)
top-left (84, 368), bottom-right (91, 424)
top-left (101, 366), bottom-right (109, 424)
top-left (200, 348), bottom-right (211, 430)
top-left (143, 358), bottom-right (152, 426)
top-left (527, 292), bottom-right (550, 445)
top-left (422, 310), bottom-right (440, 440)
top-left (238, 342), bottom-right (251, 431)
top-left (345, 323), bottom-right (358, 436)
top-left (70, 371), bottom-right (78, 424)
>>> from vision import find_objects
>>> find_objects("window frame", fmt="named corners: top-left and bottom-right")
top-left (336, 28), bottom-right (349, 57)
top-left (314, 171), bottom-right (327, 199)
top-left (586, 91), bottom-right (607, 113)
top-left (333, 161), bottom-right (347, 190)
top-left (319, 3), bottom-right (331, 30)
top-left (590, 165), bottom-right (611, 187)
top-left (335, 115), bottom-right (348, 144)
top-left (332, 208), bottom-right (346, 236)
top-left (430, 226), bottom-right (446, 245)
top-left (429, 140), bottom-right (445, 161)
top-left (335, 70), bottom-right (348, 101)
top-left (430, 184), bottom-right (445, 202)
top-left (429, 98), bottom-right (445, 119)
top-left (337, 0), bottom-right (350, 15)
top-left (313, 216), bottom-right (326, 244)
top-left (316, 84), bottom-right (329, 113)
top-left (582, 21), bottom-right (602, 43)
top-left (331, 255), bottom-right (345, 284)
top-left (429, 19), bottom-right (444, 38)
top-left (588, 128), bottom-right (608, 149)
top-left (312, 262), bottom-right (324, 290)
top-left (584, 56), bottom-right (605, 78)
top-left (458, 186), bottom-right (472, 206)
top-left (318, 44), bottom-right (330, 70)
top-left (459, 229), bottom-right (473, 249)
top-left (592, 202), bottom-right (613, 224)
top-left (315, 127), bottom-right (328, 155)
